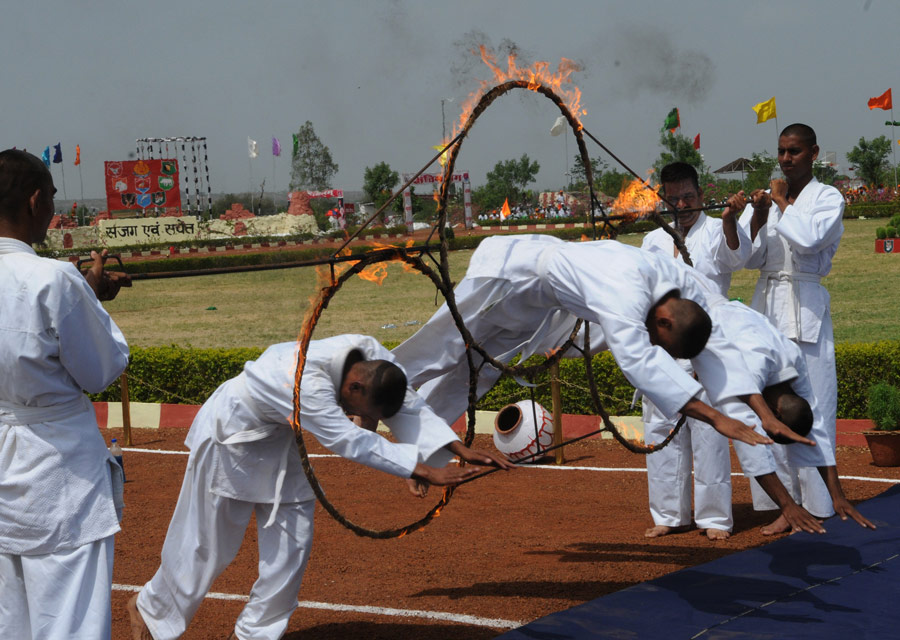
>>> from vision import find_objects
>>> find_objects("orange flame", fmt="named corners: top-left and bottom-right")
top-left (452, 46), bottom-right (586, 140)
top-left (609, 177), bottom-right (661, 222)
top-left (357, 262), bottom-right (389, 285)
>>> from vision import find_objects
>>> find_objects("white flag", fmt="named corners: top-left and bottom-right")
top-left (247, 137), bottom-right (258, 158)
top-left (550, 115), bottom-right (567, 137)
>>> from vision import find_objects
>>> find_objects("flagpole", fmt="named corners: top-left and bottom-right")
top-left (248, 156), bottom-right (254, 214)
top-left (78, 164), bottom-right (84, 203)
top-left (892, 105), bottom-right (898, 189)
top-left (59, 160), bottom-right (67, 200)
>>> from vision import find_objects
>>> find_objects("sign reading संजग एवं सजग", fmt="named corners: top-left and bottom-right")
top-left (104, 159), bottom-right (182, 213)
top-left (98, 216), bottom-right (199, 247)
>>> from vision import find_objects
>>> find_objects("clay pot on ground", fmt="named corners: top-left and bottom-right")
top-left (493, 400), bottom-right (554, 463)
top-left (862, 431), bottom-right (900, 467)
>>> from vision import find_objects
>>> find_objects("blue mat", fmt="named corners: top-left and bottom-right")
top-left (499, 484), bottom-right (900, 639)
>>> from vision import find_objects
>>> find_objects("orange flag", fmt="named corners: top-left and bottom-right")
top-left (501, 198), bottom-right (511, 220)
top-left (868, 88), bottom-right (892, 110)
top-left (74, 144), bottom-right (81, 166)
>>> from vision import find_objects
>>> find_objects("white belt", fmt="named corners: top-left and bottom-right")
top-left (0, 395), bottom-right (91, 426)
top-left (758, 270), bottom-right (822, 341)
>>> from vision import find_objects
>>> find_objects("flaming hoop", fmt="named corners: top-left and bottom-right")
top-left (289, 54), bottom-right (690, 539)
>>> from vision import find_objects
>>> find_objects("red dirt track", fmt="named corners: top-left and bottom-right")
top-left (109, 428), bottom-right (899, 639)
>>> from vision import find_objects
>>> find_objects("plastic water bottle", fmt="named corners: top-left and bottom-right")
top-left (109, 438), bottom-right (125, 482)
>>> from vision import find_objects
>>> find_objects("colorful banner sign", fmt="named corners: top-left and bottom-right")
top-left (104, 159), bottom-right (181, 213)
top-left (402, 172), bottom-right (470, 185)
top-left (98, 216), bottom-right (199, 247)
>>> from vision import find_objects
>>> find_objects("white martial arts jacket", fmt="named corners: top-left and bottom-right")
top-left (463, 235), bottom-right (757, 419)
top-left (185, 335), bottom-right (460, 507)
top-left (641, 212), bottom-right (750, 296)
top-left (714, 301), bottom-right (833, 468)
top-left (738, 178), bottom-right (844, 344)
top-left (0, 238), bottom-right (129, 555)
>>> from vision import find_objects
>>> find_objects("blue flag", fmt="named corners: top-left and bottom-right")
top-left (41, 146), bottom-right (51, 167)
top-left (52, 143), bottom-right (62, 164)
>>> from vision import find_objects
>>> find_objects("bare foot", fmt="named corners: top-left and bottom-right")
top-left (761, 514), bottom-right (791, 536)
top-left (704, 528), bottom-right (731, 541)
top-left (644, 524), bottom-right (691, 538)
top-left (127, 594), bottom-right (153, 640)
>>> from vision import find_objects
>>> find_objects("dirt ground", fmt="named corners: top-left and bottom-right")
top-left (108, 428), bottom-right (900, 640)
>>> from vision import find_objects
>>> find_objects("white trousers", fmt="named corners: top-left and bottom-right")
top-left (137, 440), bottom-right (315, 640)
top-left (749, 323), bottom-right (835, 518)
top-left (644, 399), bottom-right (732, 531)
top-left (0, 535), bottom-right (114, 640)
top-left (393, 278), bottom-right (522, 425)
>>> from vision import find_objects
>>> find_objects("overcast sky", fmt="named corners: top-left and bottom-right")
top-left (3, 0), bottom-right (897, 201)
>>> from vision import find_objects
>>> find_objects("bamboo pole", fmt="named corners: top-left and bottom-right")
top-left (120, 372), bottom-right (132, 446)
top-left (550, 361), bottom-right (565, 464)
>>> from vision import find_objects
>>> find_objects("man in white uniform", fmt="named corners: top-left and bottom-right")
top-left (639, 162), bottom-right (751, 540)
top-left (713, 299), bottom-right (874, 533)
top-left (738, 123), bottom-right (844, 534)
top-left (392, 235), bottom-right (772, 448)
top-left (128, 334), bottom-right (512, 640)
top-left (0, 149), bottom-right (131, 639)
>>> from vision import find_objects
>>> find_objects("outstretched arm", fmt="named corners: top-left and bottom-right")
top-left (818, 465), bottom-right (876, 529)
top-left (445, 440), bottom-right (516, 470)
top-left (680, 397), bottom-right (773, 446)
top-left (755, 472), bottom-right (826, 534)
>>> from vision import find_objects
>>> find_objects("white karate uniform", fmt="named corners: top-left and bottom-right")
top-left (0, 237), bottom-right (129, 639)
top-left (739, 178), bottom-right (843, 517)
top-left (392, 235), bottom-right (757, 427)
top-left (136, 335), bottom-right (459, 640)
top-left (639, 215), bottom-right (750, 531)
top-left (711, 301), bottom-right (832, 512)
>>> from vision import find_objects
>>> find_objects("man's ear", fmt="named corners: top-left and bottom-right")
top-left (27, 189), bottom-right (41, 216)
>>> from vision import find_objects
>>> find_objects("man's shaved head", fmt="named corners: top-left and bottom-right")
top-left (353, 359), bottom-right (408, 418)
top-left (779, 123), bottom-right (817, 148)
top-left (773, 392), bottom-right (813, 444)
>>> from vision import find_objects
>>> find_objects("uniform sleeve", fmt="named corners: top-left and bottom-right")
top-left (708, 217), bottom-right (751, 273)
top-left (774, 188), bottom-right (844, 255)
top-left (738, 203), bottom-right (768, 269)
top-left (384, 387), bottom-right (460, 468)
top-left (55, 268), bottom-right (129, 393)
top-left (297, 366), bottom-right (420, 478)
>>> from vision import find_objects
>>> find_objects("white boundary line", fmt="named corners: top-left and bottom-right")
top-left (124, 448), bottom-right (900, 484)
top-left (111, 584), bottom-right (522, 629)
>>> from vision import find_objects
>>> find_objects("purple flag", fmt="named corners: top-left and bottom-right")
top-left (272, 137), bottom-right (282, 157)
top-left (52, 142), bottom-right (62, 163)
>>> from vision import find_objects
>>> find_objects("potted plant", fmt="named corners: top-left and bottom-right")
top-left (864, 382), bottom-right (900, 466)
top-left (875, 215), bottom-right (900, 253)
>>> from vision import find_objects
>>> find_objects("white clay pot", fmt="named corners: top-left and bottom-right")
top-left (493, 400), bottom-right (554, 463)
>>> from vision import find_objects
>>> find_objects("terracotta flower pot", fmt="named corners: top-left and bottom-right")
top-left (493, 400), bottom-right (554, 463)
top-left (862, 430), bottom-right (900, 467)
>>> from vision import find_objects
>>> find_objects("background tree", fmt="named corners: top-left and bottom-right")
top-left (473, 153), bottom-right (541, 210)
top-left (846, 135), bottom-right (892, 187)
top-left (569, 155), bottom-right (607, 191)
top-left (743, 151), bottom-right (779, 192)
top-left (813, 159), bottom-right (838, 186)
top-left (289, 121), bottom-right (339, 191)
top-left (652, 132), bottom-right (704, 176)
top-left (362, 161), bottom-right (404, 222)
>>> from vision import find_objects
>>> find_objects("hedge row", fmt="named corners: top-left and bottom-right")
top-left (91, 341), bottom-right (900, 419)
top-left (843, 202), bottom-right (900, 219)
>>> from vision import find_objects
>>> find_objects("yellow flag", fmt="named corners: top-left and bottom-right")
top-left (432, 144), bottom-right (448, 167)
top-left (501, 198), bottom-right (511, 220)
top-left (752, 97), bottom-right (777, 124)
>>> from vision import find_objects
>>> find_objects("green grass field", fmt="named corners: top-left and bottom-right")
top-left (104, 218), bottom-right (899, 349)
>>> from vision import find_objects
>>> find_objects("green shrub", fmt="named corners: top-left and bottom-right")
top-left (888, 226), bottom-right (898, 239)
top-left (89, 341), bottom-right (900, 421)
top-left (891, 214), bottom-right (900, 229)
top-left (877, 227), bottom-right (888, 240)
top-left (867, 382), bottom-right (900, 431)
top-left (844, 202), bottom-right (900, 219)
